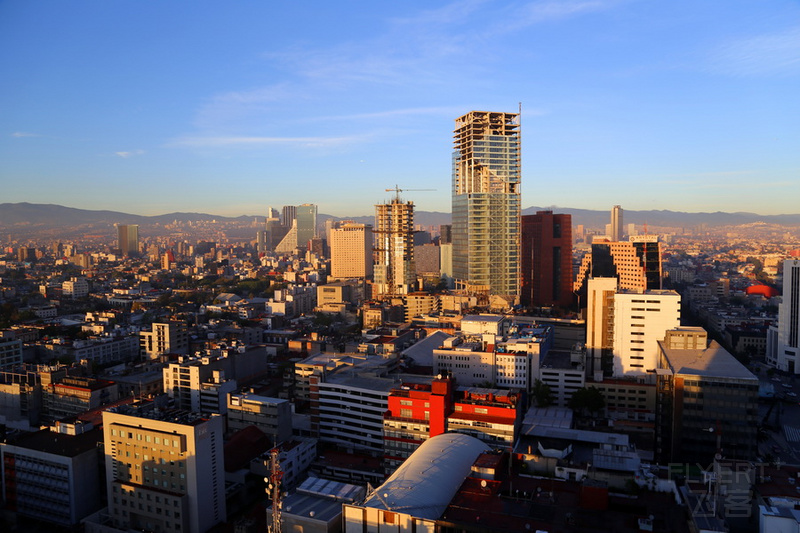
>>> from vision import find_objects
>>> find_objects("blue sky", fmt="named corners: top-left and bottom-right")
top-left (1, 0), bottom-right (798, 217)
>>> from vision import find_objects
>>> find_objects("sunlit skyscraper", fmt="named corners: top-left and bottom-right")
top-left (117, 224), bottom-right (139, 257)
top-left (373, 197), bottom-right (415, 297)
top-left (452, 110), bottom-right (521, 298)
top-left (610, 205), bottom-right (623, 242)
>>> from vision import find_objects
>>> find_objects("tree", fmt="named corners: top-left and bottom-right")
top-left (568, 386), bottom-right (606, 416)
top-left (532, 379), bottom-right (553, 408)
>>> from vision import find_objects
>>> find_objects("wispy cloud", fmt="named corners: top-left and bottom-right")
top-left (709, 25), bottom-right (800, 76)
top-left (180, 0), bottom-right (611, 148)
top-left (497, 0), bottom-right (626, 33)
top-left (171, 134), bottom-right (369, 149)
top-left (11, 131), bottom-right (39, 138)
top-left (115, 150), bottom-right (145, 158)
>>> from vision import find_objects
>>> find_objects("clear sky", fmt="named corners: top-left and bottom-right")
top-left (1, 0), bottom-right (798, 217)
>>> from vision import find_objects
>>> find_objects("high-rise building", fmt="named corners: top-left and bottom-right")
top-left (452, 111), bottom-right (521, 298)
top-left (656, 328), bottom-right (758, 464)
top-left (296, 203), bottom-right (317, 249)
top-left (612, 289), bottom-right (681, 376)
top-left (117, 224), bottom-right (139, 257)
top-left (330, 223), bottom-right (373, 279)
top-left (573, 236), bottom-right (663, 296)
top-left (101, 404), bottom-right (226, 532)
top-left (373, 198), bottom-right (415, 297)
top-left (767, 259), bottom-right (800, 373)
top-left (520, 211), bottom-right (573, 308)
top-left (610, 205), bottom-right (623, 242)
top-left (585, 277), bottom-right (618, 378)
top-left (281, 205), bottom-right (297, 227)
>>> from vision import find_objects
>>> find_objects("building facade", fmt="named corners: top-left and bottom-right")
top-left (520, 211), bottom-right (573, 308)
top-left (452, 110), bottom-right (521, 298)
top-left (329, 222), bottom-right (373, 279)
top-left (117, 224), bottom-right (139, 257)
top-left (373, 198), bottom-right (415, 297)
top-left (101, 404), bottom-right (226, 533)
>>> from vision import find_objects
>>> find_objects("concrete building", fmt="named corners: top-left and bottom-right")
top-left (0, 338), bottom-right (23, 368)
top-left (613, 290), bottom-right (681, 377)
top-left (373, 197), bottom-right (416, 297)
top-left (140, 322), bottom-right (189, 360)
top-left (42, 376), bottom-right (120, 423)
top-left (520, 211), bottom-right (573, 308)
top-left (163, 357), bottom-right (237, 415)
top-left (0, 421), bottom-right (103, 527)
top-left (97, 403), bottom-right (226, 533)
top-left (452, 110), bottom-right (521, 298)
top-left (329, 222), bottom-right (373, 279)
top-left (656, 328), bottom-right (759, 464)
top-left (62, 276), bottom-right (89, 298)
top-left (585, 277), bottom-right (618, 378)
top-left (226, 392), bottom-right (292, 444)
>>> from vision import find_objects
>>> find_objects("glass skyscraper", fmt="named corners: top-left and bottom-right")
top-left (452, 111), bottom-right (521, 297)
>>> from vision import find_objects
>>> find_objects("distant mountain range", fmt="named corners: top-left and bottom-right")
top-left (2, 202), bottom-right (800, 236)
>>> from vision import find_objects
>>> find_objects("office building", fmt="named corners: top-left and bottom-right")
top-left (99, 403), bottom-right (226, 533)
top-left (62, 277), bottom-right (89, 299)
top-left (329, 222), bottom-right (373, 279)
top-left (612, 289), bottom-right (681, 376)
top-left (227, 392), bottom-right (292, 444)
top-left (574, 236), bottom-right (663, 295)
top-left (657, 328), bottom-right (759, 464)
top-left (296, 203), bottom-right (317, 249)
top-left (117, 224), bottom-right (139, 257)
top-left (610, 205), bottom-right (623, 241)
top-left (0, 421), bottom-right (103, 527)
top-left (766, 259), bottom-right (800, 373)
top-left (452, 110), bottom-right (521, 298)
top-left (520, 211), bottom-right (573, 308)
top-left (373, 197), bottom-right (416, 297)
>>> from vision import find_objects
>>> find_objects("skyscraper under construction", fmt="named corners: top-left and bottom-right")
top-left (452, 110), bottom-right (521, 298)
top-left (373, 197), bottom-right (415, 297)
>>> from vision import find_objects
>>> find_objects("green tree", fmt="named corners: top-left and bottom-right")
top-left (532, 379), bottom-right (553, 408)
top-left (568, 386), bottom-right (606, 415)
top-left (567, 387), bottom-right (606, 415)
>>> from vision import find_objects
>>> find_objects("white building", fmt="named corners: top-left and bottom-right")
top-left (767, 259), bottom-right (800, 374)
top-left (140, 322), bottom-right (189, 360)
top-left (612, 290), bottom-right (681, 377)
top-left (62, 277), bottom-right (89, 298)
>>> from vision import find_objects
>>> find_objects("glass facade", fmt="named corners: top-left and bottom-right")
top-left (452, 112), bottom-right (521, 297)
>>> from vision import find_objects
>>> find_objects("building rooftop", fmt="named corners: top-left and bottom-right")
top-left (4, 425), bottom-right (102, 458)
top-left (659, 340), bottom-right (757, 381)
top-left (362, 433), bottom-right (488, 520)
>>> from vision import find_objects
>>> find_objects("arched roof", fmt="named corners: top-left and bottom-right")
top-left (363, 433), bottom-right (488, 520)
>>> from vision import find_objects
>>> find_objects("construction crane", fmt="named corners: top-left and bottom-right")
top-left (385, 185), bottom-right (435, 202)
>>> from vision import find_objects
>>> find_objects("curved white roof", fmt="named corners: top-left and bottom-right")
top-left (363, 433), bottom-right (488, 519)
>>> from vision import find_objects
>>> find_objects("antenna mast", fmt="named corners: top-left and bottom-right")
top-left (266, 448), bottom-right (283, 533)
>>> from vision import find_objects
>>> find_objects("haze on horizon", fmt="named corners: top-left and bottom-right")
top-left (1, 1), bottom-right (798, 218)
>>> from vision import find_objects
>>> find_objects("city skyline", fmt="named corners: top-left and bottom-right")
top-left (2, 1), bottom-right (798, 217)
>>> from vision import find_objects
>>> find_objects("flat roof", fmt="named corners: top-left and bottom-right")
top-left (4, 426), bottom-right (102, 458)
top-left (660, 340), bottom-right (757, 381)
